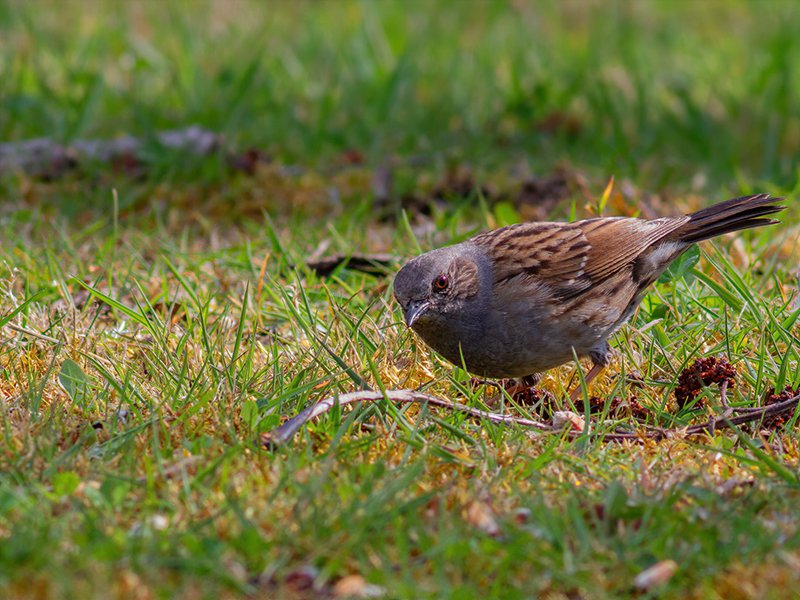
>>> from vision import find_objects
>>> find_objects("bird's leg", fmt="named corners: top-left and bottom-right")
top-left (568, 345), bottom-right (610, 403)
top-left (569, 362), bottom-right (605, 403)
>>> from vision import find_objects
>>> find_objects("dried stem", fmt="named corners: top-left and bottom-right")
top-left (719, 380), bottom-right (732, 416)
top-left (262, 390), bottom-right (551, 447)
top-left (3, 323), bottom-right (62, 345)
top-left (263, 389), bottom-right (800, 448)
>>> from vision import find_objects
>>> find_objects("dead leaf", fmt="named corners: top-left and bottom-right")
top-left (332, 574), bottom-right (385, 598)
top-left (552, 411), bottom-right (585, 431)
top-left (634, 559), bottom-right (678, 591)
top-left (465, 500), bottom-right (501, 537)
top-left (284, 566), bottom-right (318, 592)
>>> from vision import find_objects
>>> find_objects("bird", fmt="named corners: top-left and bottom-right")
top-left (393, 193), bottom-right (786, 399)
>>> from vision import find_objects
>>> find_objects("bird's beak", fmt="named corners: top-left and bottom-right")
top-left (404, 300), bottom-right (431, 328)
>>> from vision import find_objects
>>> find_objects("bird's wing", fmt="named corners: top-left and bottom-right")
top-left (472, 216), bottom-right (689, 298)
top-left (576, 216), bottom-right (689, 283)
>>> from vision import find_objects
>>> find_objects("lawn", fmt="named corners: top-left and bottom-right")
top-left (1, 1), bottom-right (800, 598)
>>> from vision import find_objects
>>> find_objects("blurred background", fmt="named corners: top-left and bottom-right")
top-left (1, 0), bottom-right (799, 214)
top-left (2, 5), bottom-right (800, 597)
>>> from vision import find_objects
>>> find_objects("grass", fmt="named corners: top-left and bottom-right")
top-left (4, 0), bottom-right (800, 190)
top-left (1, 1), bottom-right (800, 598)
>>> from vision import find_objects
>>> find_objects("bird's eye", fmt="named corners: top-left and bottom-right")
top-left (433, 274), bottom-right (449, 291)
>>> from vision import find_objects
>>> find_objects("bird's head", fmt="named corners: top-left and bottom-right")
top-left (393, 244), bottom-right (487, 331)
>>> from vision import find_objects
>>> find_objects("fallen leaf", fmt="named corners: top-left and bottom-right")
top-left (465, 500), bottom-right (501, 537)
top-left (284, 565), bottom-right (318, 592)
top-left (333, 574), bottom-right (385, 598)
top-left (58, 359), bottom-right (90, 407)
top-left (552, 411), bottom-right (585, 431)
top-left (634, 559), bottom-right (678, 591)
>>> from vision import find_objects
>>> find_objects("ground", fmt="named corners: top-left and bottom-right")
top-left (1, 2), bottom-right (800, 599)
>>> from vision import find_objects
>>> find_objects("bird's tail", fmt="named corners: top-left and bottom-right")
top-left (674, 193), bottom-right (786, 244)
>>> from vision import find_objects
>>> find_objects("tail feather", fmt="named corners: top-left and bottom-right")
top-left (674, 193), bottom-right (786, 244)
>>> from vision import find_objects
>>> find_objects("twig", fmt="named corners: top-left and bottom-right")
top-left (734, 406), bottom-right (770, 414)
top-left (262, 390), bottom-right (551, 447)
top-left (684, 394), bottom-right (800, 435)
top-left (305, 254), bottom-right (396, 277)
top-left (262, 388), bottom-right (800, 448)
top-left (719, 380), bottom-right (732, 417)
top-left (3, 322), bottom-right (62, 344)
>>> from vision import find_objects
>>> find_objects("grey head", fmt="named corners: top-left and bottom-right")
top-left (393, 242), bottom-right (491, 333)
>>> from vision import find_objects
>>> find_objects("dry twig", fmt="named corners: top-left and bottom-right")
top-left (263, 390), bottom-right (550, 447)
top-left (2, 322), bottom-right (62, 345)
top-left (305, 254), bottom-right (396, 277)
top-left (262, 389), bottom-right (800, 448)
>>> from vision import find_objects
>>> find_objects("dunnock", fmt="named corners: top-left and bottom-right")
top-left (393, 194), bottom-right (786, 397)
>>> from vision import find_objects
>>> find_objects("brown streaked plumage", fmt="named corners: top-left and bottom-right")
top-left (393, 194), bottom-right (786, 397)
